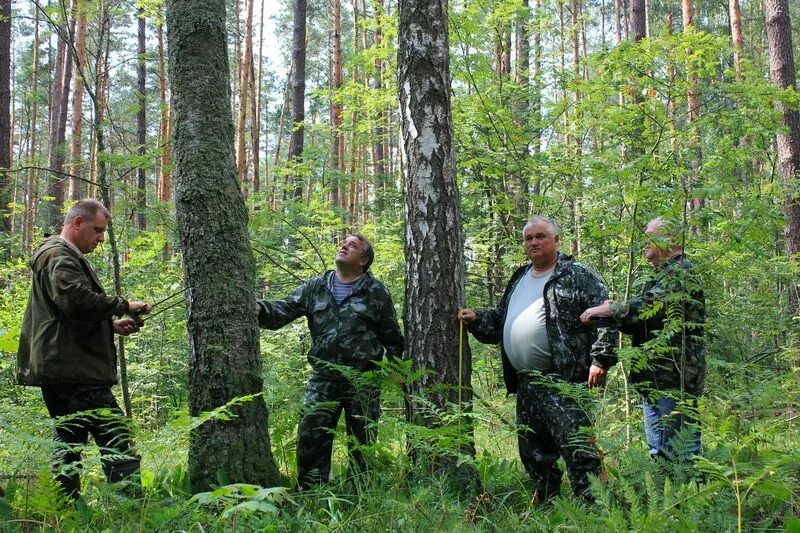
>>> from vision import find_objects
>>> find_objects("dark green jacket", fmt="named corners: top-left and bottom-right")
top-left (16, 237), bottom-right (128, 386)
top-left (468, 253), bottom-right (617, 393)
top-left (257, 270), bottom-right (404, 377)
top-left (610, 253), bottom-right (706, 396)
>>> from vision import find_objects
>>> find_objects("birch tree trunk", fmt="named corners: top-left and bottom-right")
top-left (167, 0), bottom-right (280, 492)
top-left (398, 0), bottom-right (473, 473)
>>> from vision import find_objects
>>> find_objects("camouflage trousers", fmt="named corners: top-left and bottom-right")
top-left (516, 373), bottom-right (601, 500)
top-left (296, 372), bottom-right (381, 489)
top-left (40, 385), bottom-right (141, 499)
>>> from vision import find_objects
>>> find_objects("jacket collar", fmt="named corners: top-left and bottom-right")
top-left (324, 269), bottom-right (373, 293)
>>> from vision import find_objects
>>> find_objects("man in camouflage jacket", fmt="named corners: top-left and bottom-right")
top-left (460, 217), bottom-right (616, 500)
top-left (582, 217), bottom-right (705, 460)
top-left (257, 234), bottom-right (404, 488)
top-left (16, 200), bottom-right (151, 498)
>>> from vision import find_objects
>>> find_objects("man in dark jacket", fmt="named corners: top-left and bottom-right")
top-left (16, 199), bottom-right (151, 498)
top-left (581, 217), bottom-right (705, 460)
top-left (460, 217), bottom-right (616, 501)
top-left (257, 234), bottom-right (404, 488)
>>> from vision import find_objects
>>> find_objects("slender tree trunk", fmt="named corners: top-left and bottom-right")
top-left (68, 0), bottom-right (87, 201)
top-left (0, 0), bottom-right (11, 237)
top-left (252, 0), bottom-right (264, 193)
top-left (730, 0), bottom-right (744, 78)
top-left (135, 7), bottom-right (147, 228)
top-left (683, 0), bottom-right (703, 211)
top-left (287, 0), bottom-right (307, 199)
top-left (330, 0), bottom-right (343, 207)
top-left (157, 17), bottom-right (171, 202)
top-left (399, 0), bottom-right (473, 471)
top-left (372, 0), bottom-right (387, 212)
top-left (24, 7), bottom-right (40, 252)
top-left (47, 23), bottom-right (71, 230)
top-left (513, 0), bottom-right (530, 219)
top-left (166, 0), bottom-right (280, 492)
top-left (237, 0), bottom-right (253, 191)
top-left (764, 0), bottom-right (800, 316)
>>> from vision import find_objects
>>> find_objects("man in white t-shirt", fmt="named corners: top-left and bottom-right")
top-left (460, 216), bottom-right (616, 501)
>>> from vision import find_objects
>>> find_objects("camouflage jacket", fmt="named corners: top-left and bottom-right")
top-left (468, 253), bottom-right (617, 393)
top-left (610, 253), bottom-right (705, 396)
top-left (257, 270), bottom-right (405, 378)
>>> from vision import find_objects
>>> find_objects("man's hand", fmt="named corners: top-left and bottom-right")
top-left (580, 300), bottom-right (613, 325)
top-left (588, 364), bottom-right (607, 388)
top-left (128, 301), bottom-right (151, 315)
top-left (113, 318), bottom-right (141, 336)
top-left (458, 308), bottom-right (476, 324)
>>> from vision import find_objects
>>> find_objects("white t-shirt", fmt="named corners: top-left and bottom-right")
top-left (502, 267), bottom-right (554, 372)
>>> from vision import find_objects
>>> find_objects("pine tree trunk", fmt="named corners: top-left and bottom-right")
top-left (136, 7), bottom-right (147, 228)
top-left (398, 0), bottom-right (473, 469)
top-left (237, 0), bottom-right (253, 191)
top-left (764, 0), bottom-right (800, 316)
top-left (157, 17), bottom-right (171, 202)
top-left (47, 25), bottom-right (71, 230)
top-left (68, 0), bottom-right (87, 201)
top-left (24, 7), bottom-right (40, 252)
top-left (330, 0), bottom-right (343, 207)
top-left (251, 0), bottom-right (264, 194)
top-left (728, 0), bottom-right (744, 81)
top-left (683, 0), bottom-right (703, 211)
top-left (166, 0), bottom-right (280, 492)
top-left (287, 0), bottom-right (306, 199)
top-left (0, 0), bottom-right (10, 237)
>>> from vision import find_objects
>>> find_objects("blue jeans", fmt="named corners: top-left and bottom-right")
top-left (642, 395), bottom-right (701, 460)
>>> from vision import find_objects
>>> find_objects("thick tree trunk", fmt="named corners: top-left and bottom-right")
top-left (135, 7), bottom-right (147, 228)
top-left (166, 0), bottom-right (280, 492)
top-left (287, 0), bottom-right (306, 199)
top-left (0, 0), bottom-right (10, 237)
top-left (398, 0), bottom-right (472, 468)
top-left (68, 0), bottom-right (87, 201)
top-left (764, 0), bottom-right (800, 316)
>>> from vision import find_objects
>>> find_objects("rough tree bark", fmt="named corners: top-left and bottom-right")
top-left (398, 0), bottom-right (473, 470)
top-left (166, 0), bottom-right (280, 492)
top-left (764, 0), bottom-right (800, 317)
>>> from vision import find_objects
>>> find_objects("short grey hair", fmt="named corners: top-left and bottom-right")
top-left (647, 216), bottom-right (684, 248)
top-left (64, 199), bottom-right (109, 224)
top-left (523, 216), bottom-right (560, 237)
